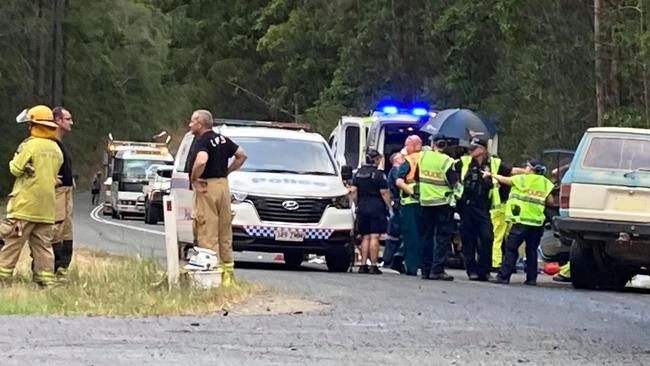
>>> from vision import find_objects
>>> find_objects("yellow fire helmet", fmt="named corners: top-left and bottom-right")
top-left (16, 105), bottom-right (57, 128)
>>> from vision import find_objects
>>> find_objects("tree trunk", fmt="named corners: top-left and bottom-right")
top-left (640, 0), bottom-right (649, 128)
top-left (37, 0), bottom-right (47, 102)
top-left (594, 0), bottom-right (606, 127)
top-left (52, 0), bottom-right (65, 106)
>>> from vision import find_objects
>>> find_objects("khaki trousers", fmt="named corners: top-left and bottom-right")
top-left (192, 178), bottom-right (233, 263)
top-left (0, 219), bottom-right (55, 280)
top-left (53, 186), bottom-right (74, 242)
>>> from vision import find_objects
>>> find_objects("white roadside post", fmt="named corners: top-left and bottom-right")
top-left (163, 195), bottom-right (180, 288)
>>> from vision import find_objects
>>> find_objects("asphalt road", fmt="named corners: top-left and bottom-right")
top-left (1, 196), bottom-right (649, 365)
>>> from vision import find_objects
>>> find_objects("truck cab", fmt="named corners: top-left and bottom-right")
top-left (103, 139), bottom-right (174, 220)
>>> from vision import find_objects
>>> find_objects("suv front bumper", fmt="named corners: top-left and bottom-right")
top-left (232, 226), bottom-right (353, 254)
top-left (554, 216), bottom-right (650, 240)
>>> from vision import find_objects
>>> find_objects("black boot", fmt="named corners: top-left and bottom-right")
top-left (61, 240), bottom-right (74, 269)
top-left (52, 241), bottom-right (64, 271)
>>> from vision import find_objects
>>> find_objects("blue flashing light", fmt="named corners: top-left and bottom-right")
top-left (412, 107), bottom-right (428, 116)
top-left (382, 105), bottom-right (398, 114)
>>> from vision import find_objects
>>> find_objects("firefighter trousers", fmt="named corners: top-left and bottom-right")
top-left (192, 178), bottom-right (233, 263)
top-left (0, 219), bottom-right (55, 284)
top-left (52, 186), bottom-right (74, 272)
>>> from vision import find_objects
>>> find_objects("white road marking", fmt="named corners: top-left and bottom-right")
top-left (89, 205), bottom-right (165, 236)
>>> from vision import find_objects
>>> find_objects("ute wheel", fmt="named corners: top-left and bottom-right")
top-left (571, 240), bottom-right (606, 289)
top-left (283, 250), bottom-right (304, 268)
top-left (325, 247), bottom-right (352, 272)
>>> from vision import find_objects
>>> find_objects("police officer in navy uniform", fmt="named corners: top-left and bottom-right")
top-left (456, 137), bottom-right (513, 281)
top-left (350, 149), bottom-right (393, 274)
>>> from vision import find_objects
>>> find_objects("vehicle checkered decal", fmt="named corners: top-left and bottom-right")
top-left (242, 226), bottom-right (334, 240)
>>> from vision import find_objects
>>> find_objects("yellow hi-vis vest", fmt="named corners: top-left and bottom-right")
top-left (418, 150), bottom-right (454, 206)
top-left (459, 155), bottom-right (502, 209)
top-left (400, 152), bottom-right (421, 205)
top-left (506, 174), bottom-right (554, 227)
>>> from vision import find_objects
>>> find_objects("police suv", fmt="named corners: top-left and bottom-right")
top-left (171, 119), bottom-right (355, 272)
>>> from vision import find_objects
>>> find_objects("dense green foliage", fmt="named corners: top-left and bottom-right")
top-left (1, 0), bottom-right (649, 194)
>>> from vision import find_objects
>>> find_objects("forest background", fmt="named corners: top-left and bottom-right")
top-left (1, 0), bottom-right (647, 193)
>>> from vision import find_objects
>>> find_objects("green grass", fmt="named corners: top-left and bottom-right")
top-left (0, 249), bottom-right (258, 315)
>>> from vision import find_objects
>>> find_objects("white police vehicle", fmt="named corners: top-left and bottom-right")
top-left (171, 119), bottom-right (355, 272)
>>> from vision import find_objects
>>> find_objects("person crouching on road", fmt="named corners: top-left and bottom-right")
top-left (485, 160), bottom-right (554, 286)
top-left (187, 109), bottom-right (247, 287)
top-left (350, 149), bottom-right (393, 274)
top-left (0, 105), bottom-right (63, 287)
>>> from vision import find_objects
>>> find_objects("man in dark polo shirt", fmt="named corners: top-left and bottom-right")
top-left (51, 106), bottom-right (75, 277)
top-left (186, 109), bottom-right (247, 287)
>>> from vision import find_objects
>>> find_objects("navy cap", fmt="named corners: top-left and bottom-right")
top-left (428, 133), bottom-right (447, 142)
top-left (366, 149), bottom-right (381, 160)
top-left (468, 137), bottom-right (488, 150)
top-left (527, 159), bottom-right (547, 175)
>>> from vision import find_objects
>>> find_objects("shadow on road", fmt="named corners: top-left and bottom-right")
top-left (235, 260), bottom-right (329, 273)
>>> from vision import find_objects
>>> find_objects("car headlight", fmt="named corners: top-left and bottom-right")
top-left (331, 194), bottom-right (350, 209)
top-left (231, 190), bottom-right (248, 203)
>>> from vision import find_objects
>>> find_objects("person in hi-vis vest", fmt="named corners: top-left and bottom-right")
top-left (486, 160), bottom-right (554, 285)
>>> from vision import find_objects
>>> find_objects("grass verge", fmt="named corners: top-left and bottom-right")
top-left (0, 248), bottom-right (259, 315)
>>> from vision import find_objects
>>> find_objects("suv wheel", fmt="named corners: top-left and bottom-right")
top-left (571, 240), bottom-right (605, 289)
top-left (325, 247), bottom-right (352, 272)
top-left (283, 250), bottom-right (304, 268)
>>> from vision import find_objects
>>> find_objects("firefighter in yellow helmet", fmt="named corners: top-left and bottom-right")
top-left (0, 105), bottom-right (63, 287)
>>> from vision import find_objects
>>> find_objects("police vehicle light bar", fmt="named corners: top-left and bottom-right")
top-left (375, 101), bottom-right (432, 117)
top-left (213, 118), bottom-right (311, 131)
top-left (412, 107), bottom-right (428, 116)
top-left (381, 106), bottom-right (399, 114)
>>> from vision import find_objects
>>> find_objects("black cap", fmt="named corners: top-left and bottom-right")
top-left (468, 137), bottom-right (488, 150)
top-left (527, 159), bottom-right (546, 175)
top-left (366, 149), bottom-right (381, 161)
top-left (428, 133), bottom-right (447, 142)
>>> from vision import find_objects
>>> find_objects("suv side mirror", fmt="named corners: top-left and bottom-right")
top-left (341, 165), bottom-right (353, 181)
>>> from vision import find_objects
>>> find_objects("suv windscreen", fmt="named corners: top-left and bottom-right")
top-left (583, 136), bottom-right (650, 170)
top-left (232, 137), bottom-right (337, 175)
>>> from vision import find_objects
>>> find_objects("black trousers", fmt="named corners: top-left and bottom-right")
top-left (499, 224), bottom-right (544, 282)
top-left (460, 204), bottom-right (494, 278)
top-left (419, 205), bottom-right (453, 276)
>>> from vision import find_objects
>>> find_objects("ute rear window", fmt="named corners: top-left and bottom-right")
top-left (583, 136), bottom-right (650, 170)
